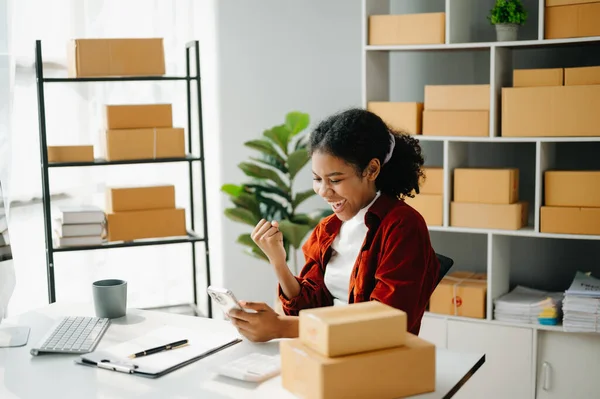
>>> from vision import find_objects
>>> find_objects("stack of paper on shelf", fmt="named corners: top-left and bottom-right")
top-left (53, 206), bottom-right (106, 247)
top-left (0, 209), bottom-right (11, 262)
top-left (281, 301), bottom-right (435, 399)
top-left (493, 286), bottom-right (563, 326)
top-left (563, 271), bottom-right (600, 333)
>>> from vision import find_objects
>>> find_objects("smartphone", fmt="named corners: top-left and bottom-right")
top-left (207, 286), bottom-right (244, 314)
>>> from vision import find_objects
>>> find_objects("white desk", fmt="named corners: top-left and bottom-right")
top-left (0, 303), bottom-right (485, 399)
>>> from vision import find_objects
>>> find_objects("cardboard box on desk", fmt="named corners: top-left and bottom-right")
top-left (298, 301), bottom-right (407, 358)
top-left (545, 2), bottom-right (600, 40)
top-left (429, 271), bottom-right (487, 319)
top-left (541, 206), bottom-right (600, 235)
top-left (105, 104), bottom-right (173, 129)
top-left (280, 334), bottom-right (435, 399)
top-left (451, 201), bottom-right (528, 230)
top-left (67, 38), bottom-right (165, 78)
top-left (367, 102), bottom-right (423, 134)
top-left (104, 127), bottom-right (185, 161)
top-left (106, 185), bottom-right (175, 213)
top-left (501, 85), bottom-right (600, 137)
top-left (404, 194), bottom-right (443, 226)
top-left (47, 145), bottom-right (94, 163)
top-left (368, 13), bottom-right (445, 45)
top-left (454, 168), bottom-right (519, 204)
top-left (545, 171), bottom-right (600, 207)
top-left (106, 208), bottom-right (186, 242)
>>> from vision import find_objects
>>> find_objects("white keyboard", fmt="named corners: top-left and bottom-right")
top-left (30, 316), bottom-right (110, 356)
top-left (218, 353), bottom-right (281, 382)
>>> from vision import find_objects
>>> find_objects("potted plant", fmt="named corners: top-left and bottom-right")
top-left (221, 111), bottom-right (332, 272)
top-left (487, 0), bottom-right (528, 42)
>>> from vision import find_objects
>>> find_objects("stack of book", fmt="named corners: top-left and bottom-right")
top-left (493, 286), bottom-right (563, 326)
top-left (563, 271), bottom-right (600, 333)
top-left (53, 205), bottom-right (106, 247)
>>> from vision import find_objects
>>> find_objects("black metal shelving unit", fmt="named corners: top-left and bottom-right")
top-left (34, 39), bottom-right (212, 318)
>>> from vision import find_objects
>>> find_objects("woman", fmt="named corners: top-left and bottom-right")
top-left (229, 108), bottom-right (440, 342)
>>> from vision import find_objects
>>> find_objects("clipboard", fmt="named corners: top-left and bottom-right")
top-left (74, 325), bottom-right (242, 378)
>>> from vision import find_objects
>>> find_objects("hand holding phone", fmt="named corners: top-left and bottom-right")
top-left (207, 286), bottom-right (244, 315)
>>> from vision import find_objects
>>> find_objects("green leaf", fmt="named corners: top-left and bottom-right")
top-left (286, 112), bottom-right (310, 136)
top-left (224, 207), bottom-right (259, 227)
top-left (221, 184), bottom-right (244, 197)
top-left (264, 125), bottom-right (291, 155)
top-left (278, 220), bottom-right (313, 249)
top-left (257, 193), bottom-right (291, 221)
top-left (287, 149), bottom-right (310, 180)
top-left (244, 140), bottom-right (285, 164)
top-left (246, 183), bottom-right (292, 203)
top-left (231, 193), bottom-right (261, 219)
top-left (248, 247), bottom-right (269, 262)
top-left (250, 156), bottom-right (288, 174)
top-left (292, 189), bottom-right (315, 209)
top-left (236, 233), bottom-right (269, 262)
top-left (294, 135), bottom-right (309, 152)
top-left (238, 162), bottom-right (289, 192)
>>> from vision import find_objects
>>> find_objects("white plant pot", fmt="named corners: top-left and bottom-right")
top-left (495, 23), bottom-right (519, 41)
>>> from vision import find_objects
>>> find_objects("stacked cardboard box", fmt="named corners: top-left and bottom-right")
top-left (103, 104), bottom-right (185, 161)
top-left (541, 171), bottom-right (600, 235)
top-left (450, 168), bottom-right (528, 230)
top-left (105, 185), bottom-right (186, 242)
top-left (53, 206), bottom-right (105, 247)
top-left (422, 85), bottom-right (490, 137)
top-left (67, 38), bottom-right (165, 78)
top-left (281, 301), bottom-right (435, 399)
top-left (503, 66), bottom-right (600, 137)
top-left (404, 166), bottom-right (443, 226)
top-left (368, 13), bottom-right (445, 45)
top-left (367, 101), bottom-right (423, 134)
top-left (545, 0), bottom-right (600, 40)
top-left (429, 271), bottom-right (488, 319)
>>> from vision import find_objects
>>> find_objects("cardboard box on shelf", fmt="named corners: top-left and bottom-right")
top-left (564, 66), bottom-right (600, 86)
top-left (541, 206), bottom-right (600, 235)
top-left (47, 145), bottom-right (94, 163)
top-left (420, 167), bottom-right (444, 195)
top-left (454, 168), bottom-right (519, 204)
top-left (367, 102), bottom-right (423, 134)
top-left (513, 68), bottom-right (564, 87)
top-left (280, 334), bottom-right (435, 399)
top-left (105, 104), bottom-right (173, 129)
top-left (422, 110), bottom-right (489, 137)
top-left (368, 13), bottom-right (445, 45)
top-left (67, 38), bottom-right (165, 77)
top-left (105, 127), bottom-right (185, 161)
top-left (450, 201), bottom-right (529, 230)
top-left (424, 85), bottom-right (490, 111)
top-left (429, 271), bottom-right (487, 319)
top-left (545, 171), bottom-right (600, 207)
top-left (501, 85), bottom-right (600, 137)
top-left (545, 2), bottom-right (600, 39)
top-left (298, 301), bottom-right (407, 358)
top-left (106, 208), bottom-right (186, 242)
top-left (546, 0), bottom-right (598, 6)
top-left (404, 194), bottom-right (443, 226)
top-left (106, 185), bottom-right (176, 213)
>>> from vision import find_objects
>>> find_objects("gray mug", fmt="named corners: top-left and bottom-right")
top-left (92, 279), bottom-right (127, 318)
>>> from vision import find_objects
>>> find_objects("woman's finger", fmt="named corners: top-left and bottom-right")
top-left (251, 219), bottom-right (268, 239)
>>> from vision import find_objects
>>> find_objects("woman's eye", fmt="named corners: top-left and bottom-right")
top-left (330, 180), bottom-right (341, 184)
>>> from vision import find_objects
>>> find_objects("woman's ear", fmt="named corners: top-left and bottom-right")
top-left (364, 158), bottom-right (381, 181)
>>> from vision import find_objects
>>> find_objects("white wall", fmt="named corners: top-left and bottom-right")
top-left (211, 0), bottom-right (362, 309)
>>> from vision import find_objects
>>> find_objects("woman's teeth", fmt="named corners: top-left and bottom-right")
top-left (329, 200), bottom-right (345, 210)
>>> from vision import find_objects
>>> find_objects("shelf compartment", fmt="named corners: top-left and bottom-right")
top-left (48, 155), bottom-right (202, 168)
top-left (43, 76), bottom-right (197, 83)
top-left (52, 231), bottom-right (204, 253)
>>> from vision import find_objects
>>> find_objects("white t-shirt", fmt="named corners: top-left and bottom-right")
top-left (324, 192), bottom-right (380, 306)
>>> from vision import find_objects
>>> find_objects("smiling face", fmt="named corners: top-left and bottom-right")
top-left (311, 150), bottom-right (380, 221)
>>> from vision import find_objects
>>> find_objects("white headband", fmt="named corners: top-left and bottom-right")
top-left (383, 132), bottom-right (396, 165)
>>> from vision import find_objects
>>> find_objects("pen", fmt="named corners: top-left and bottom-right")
top-left (128, 339), bottom-right (189, 358)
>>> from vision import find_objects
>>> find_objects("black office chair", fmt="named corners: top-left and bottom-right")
top-left (435, 253), bottom-right (454, 285)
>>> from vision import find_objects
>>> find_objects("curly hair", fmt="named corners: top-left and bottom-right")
top-left (309, 108), bottom-right (425, 199)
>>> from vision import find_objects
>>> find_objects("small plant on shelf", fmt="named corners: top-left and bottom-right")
top-left (487, 0), bottom-right (528, 42)
top-left (221, 111), bottom-right (332, 271)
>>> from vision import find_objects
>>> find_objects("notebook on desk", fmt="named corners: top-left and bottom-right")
top-left (75, 325), bottom-right (242, 378)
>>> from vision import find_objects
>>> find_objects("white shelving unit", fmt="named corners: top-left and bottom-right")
top-left (362, 1), bottom-right (600, 399)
